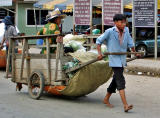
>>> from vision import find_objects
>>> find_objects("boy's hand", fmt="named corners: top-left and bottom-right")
top-left (97, 54), bottom-right (103, 60)
top-left (135, 53), bottom-right (141, 57)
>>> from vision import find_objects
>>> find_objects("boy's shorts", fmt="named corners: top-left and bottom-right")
top-left (107, 67), bottom-right (125, 93)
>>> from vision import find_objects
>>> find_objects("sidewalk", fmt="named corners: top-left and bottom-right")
top-left (126, 58), bottom-right (160, 77)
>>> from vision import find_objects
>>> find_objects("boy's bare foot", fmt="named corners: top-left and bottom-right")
top-left (124, 104), bottom-right (133, 112)
top-left (103, 99), bottom-right (114, 108)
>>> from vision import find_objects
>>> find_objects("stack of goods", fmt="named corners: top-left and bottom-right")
top-left (63, 34), bottom-right (86, 53)
top-left (64, 40), bottom-right (86, 53)
top-left (63, 34), bottom-right (109, 79)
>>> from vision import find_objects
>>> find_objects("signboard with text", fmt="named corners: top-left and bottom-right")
top-left (102, 0), bottom-right (122, 26)
top-left (134, 0), bottom-right (155, 27)
top-left (74, 0), bottom-right (91, 25)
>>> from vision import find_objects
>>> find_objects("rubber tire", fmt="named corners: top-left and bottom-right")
top-left (136, 45), bottom-right (147, 57)
top-left (28, 70), bottom-right (45, 100)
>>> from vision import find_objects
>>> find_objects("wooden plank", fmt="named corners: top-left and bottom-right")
top-left (83, 44), bottom-right (96, 47)
top-left (15, 68), bottom-right (62, 85)
top-left (46, 38), bottom-right (51, 83)
top-left (82, 34), bottom-right (101, 38)
top-left (15, 54), bottom-right (56, 59)
top-left (6, 38), bottom-right (12, 78)
top-left (15, 59), bottom-right (62, 69)
top-left (29, 44), bottom-right (57, 48)
top-left (11, 34), bottom-right (58, 40)
top-left (14, 79), bottom-right (27, 84)
top-left (11, 39), bottom-right (16, 81)
top-left (11, 34), bottom-right (100, 40)
top-left (57, 43), bottom-right (67, 82)
top-left (54, 43), bottom-right (61, 82)
top-left (19, 39), bottom-right (27, 80)
top-left (26, 41), bottom-right (30, 79)
top-left (103, 52), bottom-right (144, 56)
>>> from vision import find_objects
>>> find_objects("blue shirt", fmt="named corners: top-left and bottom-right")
top-left (96, 26), bottom-right (134, 67)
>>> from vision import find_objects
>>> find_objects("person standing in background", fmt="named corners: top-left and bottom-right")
top-left (0, 16), bottom-right (18, 54)
top-left (37, 8), bottom-right (66, 54)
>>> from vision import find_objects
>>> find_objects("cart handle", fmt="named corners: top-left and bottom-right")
top-left (64, 52), bottom-right (144, 73)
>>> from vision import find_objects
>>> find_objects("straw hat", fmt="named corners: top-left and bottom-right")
top-left (46, 8), bottom-right (66, 21)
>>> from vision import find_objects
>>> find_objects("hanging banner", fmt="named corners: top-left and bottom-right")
top-left (74, 0), bottom-right (91, 25)
top-left (0, 0), bottom-right (12, 6)
top-left (134, 0), bottom-right (155, 27)
top-left (102, 0), bottom-right (122, 26)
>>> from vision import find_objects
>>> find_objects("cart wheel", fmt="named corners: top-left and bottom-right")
top-left (28, 70), bottom-right (45, 100)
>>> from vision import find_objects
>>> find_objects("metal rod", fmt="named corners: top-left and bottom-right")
top-left (121, 0), bottom-right (123, 14)
top-left (90, 0), bottom-right (93, 35)
top-left (0, 7), bottom-right (16, 14)
top-left (154, 0), bottom-right (158, 59)
top-left (34, 8), bottom-right (38, 32)
top-left (132, 0), bottom-right (136, 44)
top-left (73, 0), bottom-right (75, 34)
top-left (102, 0), bottom-right (104, 33)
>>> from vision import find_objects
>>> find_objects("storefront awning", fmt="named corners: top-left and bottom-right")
top-left (34, 0), bottom-right (73, 13)
top-left (0, 0), bottom-right (12, 6)
top-left (34, 0), bottom-right (135, 13)
top-left (35, 0), bottom-right (160, 14)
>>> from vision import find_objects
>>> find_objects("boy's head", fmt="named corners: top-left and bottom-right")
top-left (113, 14), bottom-right (126, 31)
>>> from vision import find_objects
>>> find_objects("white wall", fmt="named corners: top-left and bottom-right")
top-left (62, 16), bottom-right (73, 33)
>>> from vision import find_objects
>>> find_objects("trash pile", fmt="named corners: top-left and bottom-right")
top-left (63, 58), bottom-right (80, 78)
top-left (62, 34), bottom-right (108, 79)
top-left (63, 34), bottom-right (86, 53)
top-left (60, 51), bottom-right (112, 97)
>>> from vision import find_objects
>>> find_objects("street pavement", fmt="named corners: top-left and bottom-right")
top-left (0, 69), bottom-right (160, 118)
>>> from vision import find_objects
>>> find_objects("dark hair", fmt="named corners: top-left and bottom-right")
top-left (113, 14), bottom-right (126, 22)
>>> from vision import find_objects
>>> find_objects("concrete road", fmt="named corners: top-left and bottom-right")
top-left (0, 69), bottom-right (160, 118)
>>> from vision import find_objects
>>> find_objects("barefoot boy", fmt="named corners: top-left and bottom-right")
top-left (96, 14), bottom-right (138, 112)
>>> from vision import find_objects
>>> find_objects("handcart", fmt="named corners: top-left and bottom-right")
top-left (6, 34), bottom-right (142, 99)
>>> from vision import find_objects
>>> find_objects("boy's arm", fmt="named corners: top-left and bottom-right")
top-left (97, 44), bottom-right (102, 60)
top-left (96, 29), bottom-right (110, 45)
top-left (96, 29), bottom-right (110, 60)
top-left (126, 28), bottom-right (141, 57)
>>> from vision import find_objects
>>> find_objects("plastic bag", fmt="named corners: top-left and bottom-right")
top-left (0, 23), bottom-right (5, 43)
top-left (101, 44), bottom-right (107, 54)
top-left (64, 40), bottom-right (86, 52)
top-left (63, 34), bottom-right (86, 44)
